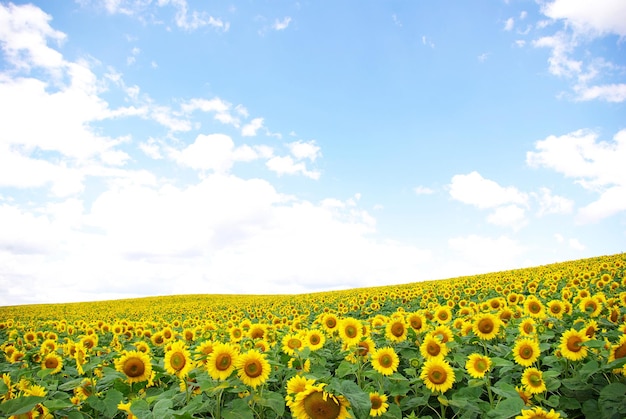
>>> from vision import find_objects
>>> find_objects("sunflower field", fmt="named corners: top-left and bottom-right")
top-left (2, 254), bottom-right (626, 419)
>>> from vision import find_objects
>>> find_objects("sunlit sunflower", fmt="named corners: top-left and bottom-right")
top-left (521, 367), bottom-right (546, 394)
top-left (248, 324), bottom-right (267, 340)
top-left (151, 332), bottom-right (166, 346)
top-left (41, 352), bottom-right (63, 374)
top-left (338, 317), bottom-right (363, 346)
top-left (472, 313), bottom-right (501, 340)
top-left (282, 333), bottom-right (305, 356)
top-left (420, 358), bottom-right (455, 394)
top-left (134, 341), bottom-right (151, 354)
top-left (39, 339), bottom-right (57, 355)
top-left (579, 296), bottom-right (602, 317)
top-left (369, 392), bottom-right (389, 417)
top-left (519, 318), bottom-right (536, 336)
top-left (385, 318), bottom-right (408, 342)
top-left (559, 329), bottom-right (589, 361)
top-left (305, 329), bottom-right (326, 351)
top-left (164, 340), bottom-right (194, 378)
top-left (434, 306), bottom-right (452, 324)
top-left (465, 353), bottom-right (492, 379)
top-left (524, 297), bottom-right (546, 319)
top-left (608, 334), bottom-right (626, 374)
top-left (74, 378), bottom-right (98, 400)
top-left (515, 406), bottom-right (562, 419)
top-left (430, 324), bottom-right (453, 344)
top-left (406, 312), bottom-right (427, 333)
top-left (370, 347), bottom-right (399, 376)
top-left (321, 313), bottom-right (340, 334)
top-left (207, 342), bottom-right (238, 380)
top-left (285, 375), bottom-right (316, 407)
top-left (236, 349), bottom-right (271, 388)
top-left (345, 337), bottom-right (376, 363)
top-left (546, 300), bottom-right (565, 319)
top-left (420, 334), bottom-right (449, 360)
top-left (513, 338), bottom-right (541, 367)
top-left (115, 350), bottom-right (153, 384)
top-left (290, 383), bottom-right (351, 419)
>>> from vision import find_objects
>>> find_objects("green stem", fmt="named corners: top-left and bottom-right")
top-left (215, 388), bottom-right (223, 419)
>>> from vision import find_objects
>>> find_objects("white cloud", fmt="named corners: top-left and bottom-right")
top-left (569, 238), bottom-right (586, 250)
top-left (171, 133), bottom-right (259, 173)
top-left (287, 140), bottom-right (321, 161)
top-left (266, 155), bottom-right (320, 180)
top-left (448, 234), bottom-right (527, 273)
top-left (534, 187), bottom-right (574, 216)
top-left (520, 11), bottom-right (528, 20)
top-left (242, 117), bottom-right (265, 137)
top-left (486, 205), bottom-right (527, 230)
top-left (527, 129), bottom-right (626, 222)
top-left (573, 83), bottom-right (626, 103)
top-left (414, 186), bottom-right (434, 195)
top-left (541, 0), bottom-right (626, 36)
top-left (273, 17), bottom-right (291, 31)
top-left (504, 17), bottom-right (515, 31)
top-left (449, 171), bottom-right (528, 209)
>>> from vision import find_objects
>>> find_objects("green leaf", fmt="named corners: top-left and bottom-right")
top-left (0, 396), bottom-right (46, 415)
top-left (490, 383), bottom-right (520, 400)
top-left (153, 398), bottom-right (174, 417)
top-left (43, 398), bottom-right (75, 410)
top-left (487, 398), bottom-right (525, 419)
top-left (559, 396), bottom-right (581, 410)
top-left (334, 379), bottom-right (371, 419)
top-left (67, 411), bottom-right (86, 419)
top-left (579, 359), bottom-right (599, 378)
top-left (599, 383), bottom-right (626, 418)
top-left (335, 360), bottom-right (358, 378)
top-left (102, 388), bottom-right (123, 417)
top-left (223, 398), bottom-right (254, 419)
top-left (256, 390), bottom-right (285, 416)
top-left (584, 339), bottom-right (606, 349)
top-left (130, 399), bottom-right (152, 419)
top-left (491, 357), bottom-right (514, 367)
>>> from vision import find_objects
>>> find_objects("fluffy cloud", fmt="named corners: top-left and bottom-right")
top-left (242, 117), bottom-right (265, 137)
top-left (533, 0), bottom-right (626, 102)
top-left (527, 129), bottom-right (626, 222)
top-left (449, 171), bottom-right (528, 209)
top-left (448, 234), bottom-right (527, 273)
top-left (287, 140), bottom-right (321, 161)
top-left (534, 187), bottom-right (574, 216)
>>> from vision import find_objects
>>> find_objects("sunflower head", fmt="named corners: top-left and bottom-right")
top-left (115, 350), bottom-right (153, 384)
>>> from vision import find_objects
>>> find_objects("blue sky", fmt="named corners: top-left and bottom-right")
top-left (0, 0), bottom-right (625, 306)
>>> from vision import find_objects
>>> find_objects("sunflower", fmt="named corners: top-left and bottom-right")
top-left (518, 318), bottom-right (536, 336)
top-left (321, 314), bottom-right (339, 334)
top-left (290, 383), bottom-right (351, 419)
top-left (115, 350), bottom-right (153, 384)
top-left (207, 342), bottom-right (239, 381)
top-left (420, 358), bottom-right (455, 394)
top-left (513, 338), bottom-right (541, 367)
top-left (236, 350), bottom-right (271, 388)
top-left (583, 319), bottom-right (598, 339)
top-left (608, 334), bottom-right (626, 374)
top-left (559, 329), bottom-right (589, 361)
top-left (406, 312), bottom-right (427, 333)
top-left (430, 325), bottom-right (453, 344)
top-left (195, 340), bottom-right (215, 367)
top-left (465, 353), bottom-right (492, 379)
top-left (546, 300), bottom-right (565, 319)
top-left (369, 392), bottom-right (389, 417)
top-left (370, 346), bottom-right (399, 376)
top-left (282, 333), bottom-right (305, 356)
top-left (472, 313), bottom-right (501, 340)
top-left (338, 317), bottom-right (363, 346)
top-left (521, 367), bottom-right (546, 394)
top-left (285, 375), bottom-right (316, 407)
top-left (305, 329), bottom-right (326, 351)
top-left (515, 406), bottom-right (562, 419)
top-left (434, 306), bottom-right (452, 324)
top-left (385, 318), bottom-right (408, 342)
top-left (524, 297), bottom-right (546, 319)
top-left (41, 352), bottom-right (63, 374)
top-left (579, 297), bottom-right (602, 317)
top-left (420, 334), bottom-right (449, 360)
top-left (74, 378), bottom-right (98, 400)
top-left (164, 340), bottom-right (193, 378)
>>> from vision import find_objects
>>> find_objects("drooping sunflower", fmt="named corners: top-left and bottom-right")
top-left (41, 352), bottom-right (63, 374)
top-left (515, 406), bottom-right (562, 419)
top-left (472, 313), bottom-right (501, 340)
top-left (559, 329), bottom-right (589, 361)
top-left (420, 334), bottom-right (449, 360)
top-left (370, 346), bottom-right (399, 376)
top-left (236, 349), bottom-right (271, 388)
top-left (164, 340), bottom-right (194, 378)
top-left (512, 338), bottom-right (541, 367)
top-left (290, 383), bottom-right (351, 419)
top-left (305, 329), bottom-right (326, 351)
top-left (465, 353), bottom-right (492, 379)
top-left (420, 358), bottom-right (455, 394)
top-left (338, 317), bottom-right (363, 346)
top-left (74, 377), bottom-right (98, 400)
top-left (369, 392), bottom-right (389, 417)
top-left (115, 350), bottom-right (153, 384)
top-left (608, 334), bottom-right (626, 374)
top-left (206, 342), bottom-right (239, 381)
top-left (521, 367), bottom-right (546, 394)
top-left (385, 318), bottom-right (408, 342)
